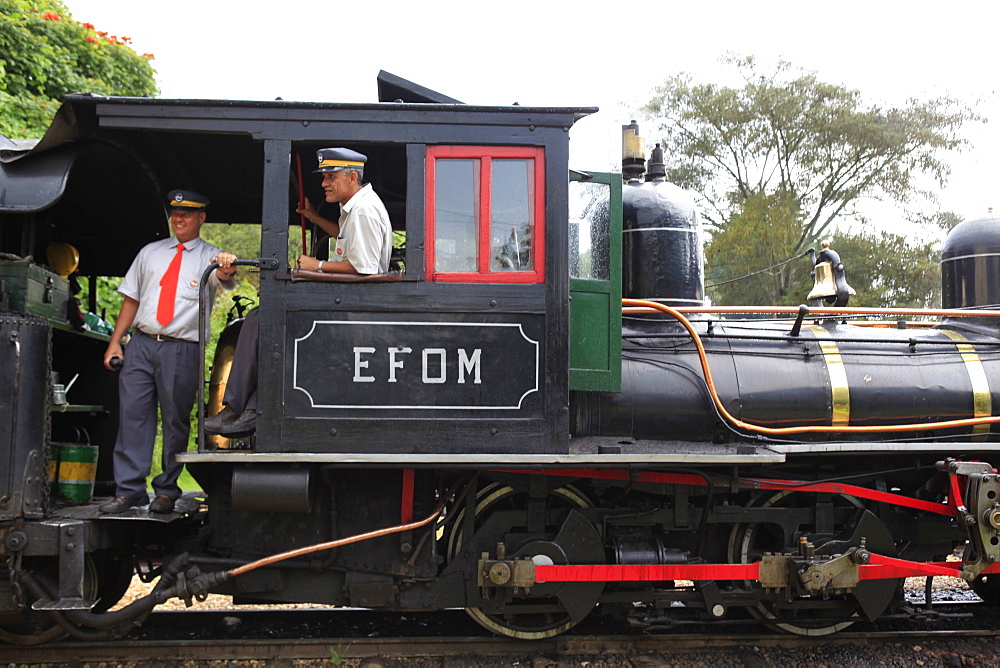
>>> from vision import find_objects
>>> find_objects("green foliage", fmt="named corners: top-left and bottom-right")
top-left (77, 275), bottom-right (125, 321)
top-left (705, 190), bottom-right (804, 305)
top-left (645, 55), bottom-right (977, 307)
top-left (200, 222), bottom-right (261, 373)
top-left (706, 222), bottom-right (946, 310)
top-left (327, 641), bottom-right (353, 665)
top-left (0, 0), bottom-right (157, 137)
top-left (827, 226), bottom-right (942, 309)
top-left (0, 89), bottom-right (57, 137)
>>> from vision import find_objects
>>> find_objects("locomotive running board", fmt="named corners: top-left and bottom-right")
top-left (179, 439), bottom-right (785, 465)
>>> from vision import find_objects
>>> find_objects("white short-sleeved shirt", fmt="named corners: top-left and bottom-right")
top-left (119, 236), bottom-right (231, 342)
top-left (330, 183), bottom-right (392, 274)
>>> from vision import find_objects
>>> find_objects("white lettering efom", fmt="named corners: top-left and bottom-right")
top-left (352, 346), bottom-right (483, 384)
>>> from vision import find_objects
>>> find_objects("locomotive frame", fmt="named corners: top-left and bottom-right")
top-left (1, 72), bottom-right (999, 643)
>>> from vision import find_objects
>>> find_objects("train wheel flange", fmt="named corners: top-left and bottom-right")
top-left (964, 544), bottom-right (1000, 605)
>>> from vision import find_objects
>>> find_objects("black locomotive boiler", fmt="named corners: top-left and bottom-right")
top-left (1, 72), bottom-right (999, 643)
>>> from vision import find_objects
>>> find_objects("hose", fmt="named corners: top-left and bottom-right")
top-left (624, 298), bottom-right (1000, 436)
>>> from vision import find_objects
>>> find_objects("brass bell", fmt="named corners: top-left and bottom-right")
top-left (807, 261), bottom-right (838, 300)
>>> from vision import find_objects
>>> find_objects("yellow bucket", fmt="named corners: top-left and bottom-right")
top-left (48, 443), bottom-right (99, 503)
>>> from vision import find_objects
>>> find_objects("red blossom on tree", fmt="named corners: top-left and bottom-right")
top-left (0, 1), bottom-right (159, 137)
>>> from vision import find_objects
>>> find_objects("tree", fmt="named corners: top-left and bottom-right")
top-left (705, 218), bottom-right (949, 309)
top-left (704, 189), bottom-right (804, 305)
top-left (0, 1), bottom-right (157, 137)
top-left (827, 226), bottom-right (942, 309)
top-left (644, 55), bottom-right (977, 305)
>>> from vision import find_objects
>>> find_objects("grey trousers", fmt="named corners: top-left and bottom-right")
top-left (222, 306), bottom-right (259, 413)
top-left (112, 331), bottom-right (199, 501)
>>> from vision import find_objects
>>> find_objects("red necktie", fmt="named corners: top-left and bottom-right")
top-left (156, 243), bottom-right (185, 326)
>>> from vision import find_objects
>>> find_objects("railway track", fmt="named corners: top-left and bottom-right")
top-left (4, 605), bottom-right (1000, 665)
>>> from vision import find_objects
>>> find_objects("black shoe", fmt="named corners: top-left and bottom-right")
top-left (148, 494), bottom-right (175, 514)
top-left (204, 406), bottom-right (239, 434)
top-left (99, 495), bottom-right (147, 514)
top-left (219, 409), bottom-right (257, 435)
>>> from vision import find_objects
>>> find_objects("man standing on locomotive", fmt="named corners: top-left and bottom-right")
top-left (100, 190), bottom-right (238, 514)
top-left (204, 147), bottom-right (392, 435)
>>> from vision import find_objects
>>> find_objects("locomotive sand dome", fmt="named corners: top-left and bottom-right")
top-left (942, 210), bottom-right (1000, 311)
top-left (620, 121), bottom-right (704, 306)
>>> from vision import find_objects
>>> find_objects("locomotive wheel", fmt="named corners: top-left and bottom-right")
top-left (970, 571), bottom-right (1000, 604)
top-left (964, 545), bottom-right (1000, 605)
top-left (90, 552), bottom-right (135, 613)
top-left (0, 556), bottom-right (99, 645)
top-left (727, 490), bottom-right (897, 636)
top-left (448, 482), bottom-right (602, 639)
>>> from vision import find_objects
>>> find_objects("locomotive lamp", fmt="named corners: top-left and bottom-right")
top-left (621, 120), bottom-right (646, 181)
top-left (46, 242), bottom-right (79, 278)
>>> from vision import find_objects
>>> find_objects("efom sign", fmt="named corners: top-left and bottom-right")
top-left (291, 319), bottom-right (540, 410)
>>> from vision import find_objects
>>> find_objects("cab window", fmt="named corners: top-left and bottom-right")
top-left (425, 146), bottom-right (544, 283)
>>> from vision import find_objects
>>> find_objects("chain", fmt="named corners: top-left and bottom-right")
top-left (8, 549), bottom-right (24, 609)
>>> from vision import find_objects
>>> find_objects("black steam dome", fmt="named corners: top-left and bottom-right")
top-left (620, 124), bottom-right (704, 306)
top-left (941, 210), bottom-right (1000, 310)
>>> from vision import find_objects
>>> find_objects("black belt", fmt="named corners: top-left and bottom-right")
top-left (138, 329), bottom-right (193, 343)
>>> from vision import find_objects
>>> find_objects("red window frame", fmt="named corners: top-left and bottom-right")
top-left (425, 145), bottom-right (545, 283)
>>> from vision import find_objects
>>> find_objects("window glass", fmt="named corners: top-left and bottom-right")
top-left (426, 145), bottom-right (544, 283)
top-left (434, 159), bottom-right (479, 273)
top-left (490, 159), bottom-right (533, 272)
top-left (569, 181), bottom-right (610, 280)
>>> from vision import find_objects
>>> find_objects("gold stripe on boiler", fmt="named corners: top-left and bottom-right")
top-left (807, 325), bottom-right (850, 426)
top-left (941, 329), bottom-right (991, 438)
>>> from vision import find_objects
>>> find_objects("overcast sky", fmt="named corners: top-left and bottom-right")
top-left (65, 0), bottom-right (998, 232)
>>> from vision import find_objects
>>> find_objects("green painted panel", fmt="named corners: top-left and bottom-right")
top-left (570, 290), bottom-right (611, 369)
top-left (568, 171), bottom-right (621, 392)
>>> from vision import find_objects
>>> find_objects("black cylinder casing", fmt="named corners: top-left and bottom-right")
top-left (622, 180), bottom-right (704, 306)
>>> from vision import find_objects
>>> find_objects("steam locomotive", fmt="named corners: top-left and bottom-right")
top-left (1, 71), bottom-right (998, 644)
